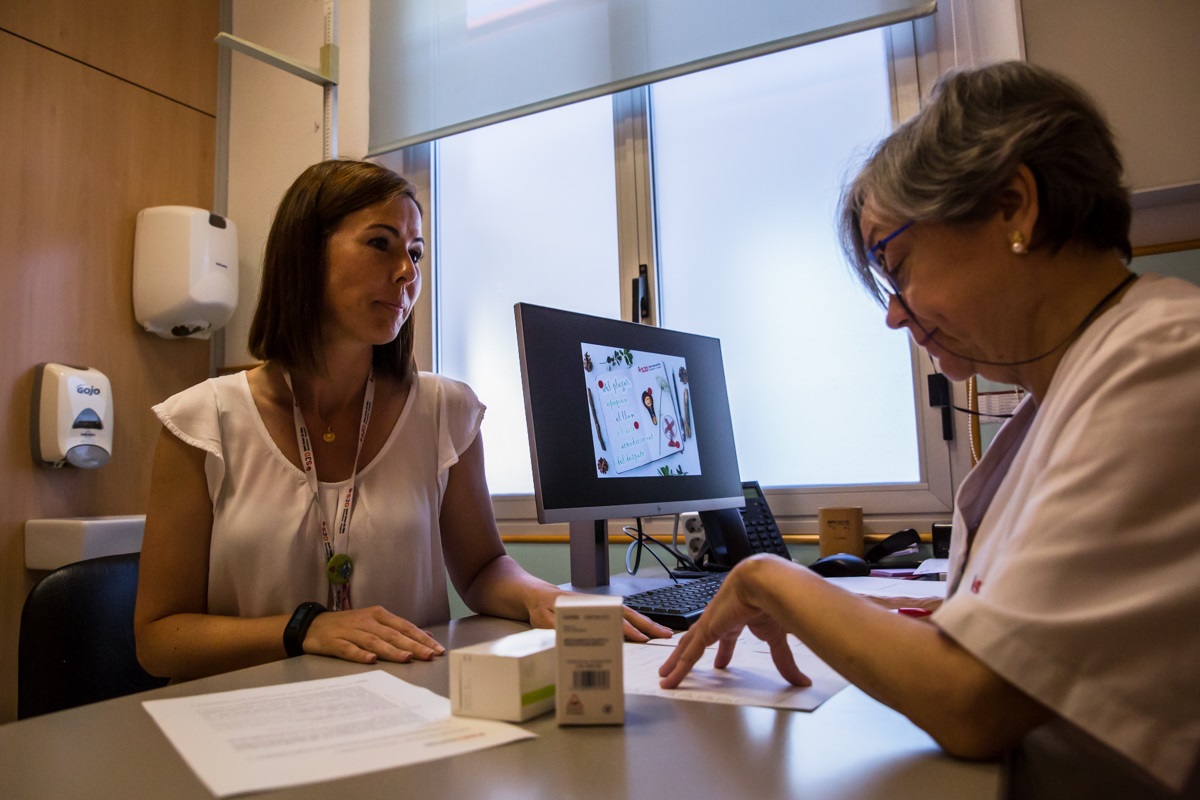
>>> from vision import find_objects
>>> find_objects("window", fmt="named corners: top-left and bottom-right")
top-left (651, 31), bottom-right (919, 489)
top-left (435, 97), bottom-right (621, 495)
top-left (398, 26), bottom-right (955, 526)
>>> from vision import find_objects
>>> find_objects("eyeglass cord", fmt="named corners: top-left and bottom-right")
top-left (905, 272), bottom-right (1137, 369)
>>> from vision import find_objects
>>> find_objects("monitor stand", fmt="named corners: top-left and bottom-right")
top-left (569, 519), bottom-right (609, 588)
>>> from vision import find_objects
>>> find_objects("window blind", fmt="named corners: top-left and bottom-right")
top-left (368, 0), bottom-right (935, 155)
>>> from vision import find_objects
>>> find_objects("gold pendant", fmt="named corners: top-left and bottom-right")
top-left (323, 427), bottom-right (336, 443)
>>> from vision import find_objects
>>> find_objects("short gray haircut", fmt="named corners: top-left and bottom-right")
top-left (839, 60), bottom-right (1132, 304)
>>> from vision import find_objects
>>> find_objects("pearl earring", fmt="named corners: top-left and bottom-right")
top-left (1009, 231), bottom-right (1028, 254)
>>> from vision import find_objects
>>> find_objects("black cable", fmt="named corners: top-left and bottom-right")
top-left (621, 518), bottom-right (699, 579)
top-left (952, 403), bottom-right (1013, 419)
top-left (623, 520), bottom-right (677, 581)
top-left (928, 356), bottom-right (1020, 419)
top-left (899, 272), bottom-right (1137, 368)
top-left (641, 517), bottom-right (701, 569)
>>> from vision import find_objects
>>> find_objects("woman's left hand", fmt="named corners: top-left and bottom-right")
top-left (620, 606), bottom-right (675, 642)
top-left (525, 588), bottom-right (673, 642)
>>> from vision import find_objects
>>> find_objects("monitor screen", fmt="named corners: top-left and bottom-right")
top-left (515, 303), bottom-right (744, 525)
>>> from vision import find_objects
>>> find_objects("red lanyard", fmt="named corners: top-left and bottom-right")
top-left (283, 369), bottom-right (375, 611)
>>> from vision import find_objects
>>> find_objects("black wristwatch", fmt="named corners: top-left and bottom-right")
top-left (283, 601), bottom-right (326, 657)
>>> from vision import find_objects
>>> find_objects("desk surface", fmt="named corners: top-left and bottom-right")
top-left (0, 616), bottom-right (999, 799)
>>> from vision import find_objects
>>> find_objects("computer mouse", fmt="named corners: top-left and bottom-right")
top-left (808, 553), bottom-right (870, 578)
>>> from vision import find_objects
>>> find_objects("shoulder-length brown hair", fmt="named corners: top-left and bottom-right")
top-left (248, 159), bottom-right (423, 380)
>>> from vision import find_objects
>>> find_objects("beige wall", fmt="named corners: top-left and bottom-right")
top-left (1020, 0), bottom-right (1200, 248)
top-left (0, 0), bottom-right (217, 721)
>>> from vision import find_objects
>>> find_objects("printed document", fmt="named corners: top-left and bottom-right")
top-left (826, 575), bottom-right (948, 600)
top-left (143, 671), bottom-right (533, 797)
top-left (624, 632), bottom-right (849, 711)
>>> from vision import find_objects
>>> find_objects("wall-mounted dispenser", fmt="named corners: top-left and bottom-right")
top-left (133, 206), bottom-right (238, 339)
top-left (31, 363), bottom-right (113, 468)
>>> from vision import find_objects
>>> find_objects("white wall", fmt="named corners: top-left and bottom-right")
top-left (929, 0), bottom-right (1200, 249)
top-left (224, 0), bottom-right (371, 369)
top-left (1021, 0), bottom-right (1200, 248)
top-left (930, 0), bottom-right (1022, 72)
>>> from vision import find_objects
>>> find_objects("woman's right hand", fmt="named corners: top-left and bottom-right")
top-left (301, 606), bottom-right (446, 664)
top-left (659, 555), bottom-right (811, 690)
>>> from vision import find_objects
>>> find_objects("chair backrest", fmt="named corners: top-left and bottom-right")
top-left (18, 552), bottom-right (168, 719)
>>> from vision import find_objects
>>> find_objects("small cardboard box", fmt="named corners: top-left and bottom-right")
top-left (818, 506), bottom-right (864, 558)
top-left (449, 628), bottom-right (557, 722)
top-left (555, 594), bottom-right (624, 726)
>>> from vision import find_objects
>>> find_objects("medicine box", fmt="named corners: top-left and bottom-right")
top-left (555, 594), bottom-right (625, 726)
top-left (449, 628), bottom-right (557, 722)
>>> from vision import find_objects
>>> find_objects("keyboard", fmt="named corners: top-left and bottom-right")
top-left (623, 572), bottom-right (728, 630)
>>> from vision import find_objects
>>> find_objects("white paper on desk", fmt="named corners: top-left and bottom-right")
top-left (913, 558), bottom-right (949, 576)
top-left (623, 632), bottom-right (849, 711)
top-left (142, 671), bottom-right (533, 798)
top-left (825, 575), bottom-right (948, 600)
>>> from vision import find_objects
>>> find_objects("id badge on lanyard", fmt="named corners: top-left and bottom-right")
top-left (284, 369), bottom-right (375, 611)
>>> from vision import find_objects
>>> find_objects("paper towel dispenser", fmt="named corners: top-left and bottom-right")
top-left (133, 205), bottom-right (238, 339)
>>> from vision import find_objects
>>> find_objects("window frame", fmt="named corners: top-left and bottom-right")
top-left (378, 21), bottom-right (972, 536)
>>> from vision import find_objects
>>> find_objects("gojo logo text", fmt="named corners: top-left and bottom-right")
top-left (76, 385), bottom-right (102, 396)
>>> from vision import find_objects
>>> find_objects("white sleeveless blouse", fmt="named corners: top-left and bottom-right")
top-left (153, 371), bottom-right (484, 626)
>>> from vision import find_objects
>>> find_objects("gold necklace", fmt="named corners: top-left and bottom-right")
top-left (323, 426), bottom-right (335, 443)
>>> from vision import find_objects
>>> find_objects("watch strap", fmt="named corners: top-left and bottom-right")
top-left (283, 601), bottom-right (326, 657)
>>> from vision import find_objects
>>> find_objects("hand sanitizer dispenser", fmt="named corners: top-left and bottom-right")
top-left (133, 206), bottom-right (238, 339)
top-left (31, 363), bottom-right (113, 468)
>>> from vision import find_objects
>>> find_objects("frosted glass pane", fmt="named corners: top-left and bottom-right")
top-left (371, 0), bottom-right (934, 151)
top-left (437, 97), bottom-right (620, 494)
top-left (651, 30), bottom-right (920, 487)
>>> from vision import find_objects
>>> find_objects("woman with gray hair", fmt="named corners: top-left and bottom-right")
top-left (659, 61), bottom-right (1200, 797)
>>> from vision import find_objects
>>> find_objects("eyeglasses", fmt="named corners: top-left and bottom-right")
top-left (865, 220), bottom-right (914, 302)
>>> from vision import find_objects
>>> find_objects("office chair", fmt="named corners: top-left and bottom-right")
top-left (18, 552), bottom-right (168, 719)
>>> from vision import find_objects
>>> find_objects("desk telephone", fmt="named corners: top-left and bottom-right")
top-left (697, 481), bottom-right (790, 568)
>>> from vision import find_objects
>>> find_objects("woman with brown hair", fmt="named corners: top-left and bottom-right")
top-left (136, 160), bottom-right (668, 681)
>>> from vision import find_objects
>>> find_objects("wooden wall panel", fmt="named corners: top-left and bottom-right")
top-left (0, 0), bottom-right (219, 114)
top-left (0, 18), bottom-right (214, 721)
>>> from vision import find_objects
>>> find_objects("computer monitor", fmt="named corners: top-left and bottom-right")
top-left (515, 303), bottom-right (744, 587)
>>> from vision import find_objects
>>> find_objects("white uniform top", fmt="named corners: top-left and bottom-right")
top-left (934, 273), bottom-right (1200, 795)
top-left (153, 371), bottom-right (485, 625)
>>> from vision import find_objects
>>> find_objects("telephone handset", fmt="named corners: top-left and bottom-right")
top-left (697, 481), bottom-right (790, 569)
